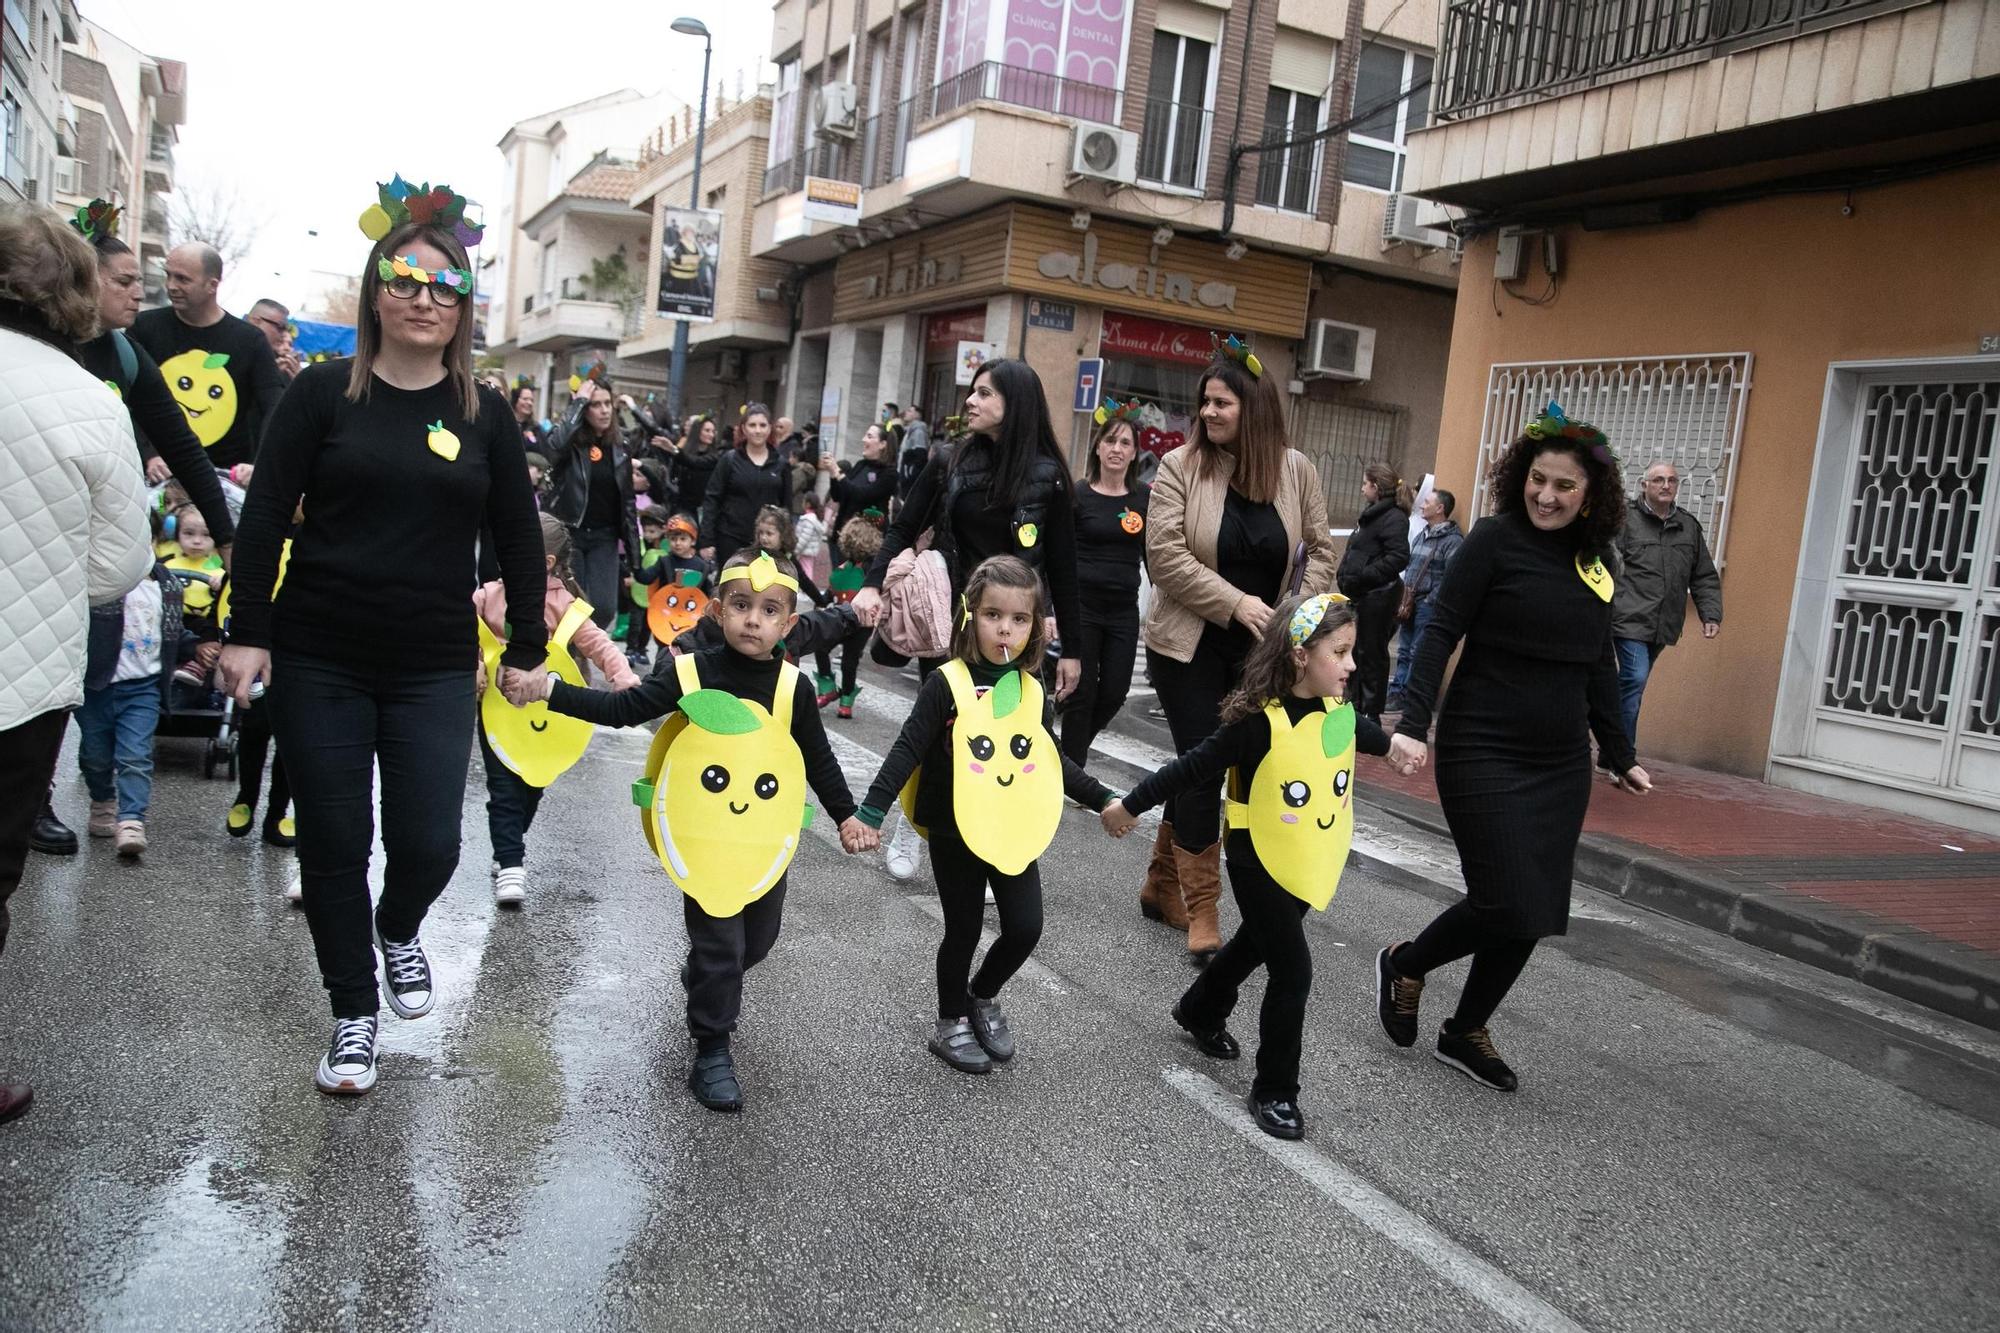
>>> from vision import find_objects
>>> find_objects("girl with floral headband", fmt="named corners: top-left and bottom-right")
top-left (1103, 591), bottom-right (1399, 1142)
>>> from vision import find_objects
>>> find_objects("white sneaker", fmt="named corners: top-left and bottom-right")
top-left (885, 812), bottom-right (923, 881)
top-left (374, 927), bottom-right (435, 1019)
top-left (494, 865), bottom-right (527, 906)
top-left (285, 867), bottom-right (304, 905)
top-left (114, 819), bottom-right (147, 858)
top-left (87, 800), bottom-right (116, 838)
top-left (314, 1015), bottom-right (379, 1095)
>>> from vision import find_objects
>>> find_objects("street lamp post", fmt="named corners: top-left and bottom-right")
top-left (667, 16), bottom-right (713, 426)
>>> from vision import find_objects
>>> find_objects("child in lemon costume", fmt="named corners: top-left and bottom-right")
top-left (856, 557), bottom-right (1114, 1076)
top-left (521, 551), bottom-right (870, 1113)
top-left (1101, 593), bottom-right (1391, 1143)
top-left (474, 513), bottom-right (640, 906)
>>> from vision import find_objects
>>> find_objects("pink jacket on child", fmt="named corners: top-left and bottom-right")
top-left (473, 574), bottom-right (641, 690)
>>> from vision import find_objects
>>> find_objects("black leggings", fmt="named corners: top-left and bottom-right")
top-left (268, 652), bottom-right (476, 1019)
top-left (235, 700), bottom-right (291, 821)
top-left (930, 834), bottom-right (1043, 1019)
top-left (1147, 632), bottom-right (1251, 849)
top-left (1391, 899), bottom-right (1538, 1031)
top-left (1180, 842), bottom-right (1313, 1101)
top-left (1060, 596), bottom-right (1138, 766)
top-left (1350, 585), bottom-right (1400, 719)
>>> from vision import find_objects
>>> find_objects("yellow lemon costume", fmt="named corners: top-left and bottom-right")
top-left (1223, 701), bottom-right (1357, 911)
top-left (899, 660), bottom-right (1061, 875)
top-left (633, 653), bottom-right (811, 918)
top-left (478, 599), bottom-right (596, 788)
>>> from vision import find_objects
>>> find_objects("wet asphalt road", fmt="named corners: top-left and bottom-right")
top-left (3, 664), bottom-right (1998, 1332)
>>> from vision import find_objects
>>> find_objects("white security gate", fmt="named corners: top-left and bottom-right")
top-left (1801, 375), bottom-right (2000, 805)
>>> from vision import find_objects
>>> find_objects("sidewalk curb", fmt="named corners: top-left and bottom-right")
top-left (1356, 788), bottom-right (2000, 1034)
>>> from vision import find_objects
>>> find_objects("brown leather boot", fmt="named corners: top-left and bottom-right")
top-left (1175, 841), bottom-right (1224, 963)
top-left (1137, 820), bottom-right (1189, 930)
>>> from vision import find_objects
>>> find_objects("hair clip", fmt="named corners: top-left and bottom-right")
top-left (358, 174), bottom-right (485, 249)
top-left (1213, 333), bottom-right (1263, 379)
top-left (1288, 592), bottom-right (1350, 647)
top-left (377, 254), bottom-right (473, 295)
top-left (957, 593), bottom-right (972, 631)
top-left (1093, 396), bottom-right (1146, 428)
top-left (70, 199), bottom-right (121, 243)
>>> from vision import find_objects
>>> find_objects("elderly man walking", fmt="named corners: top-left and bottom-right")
top-left (1608, 461), bottom-right (1723, 762)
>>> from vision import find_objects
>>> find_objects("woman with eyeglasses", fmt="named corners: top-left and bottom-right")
top-left (221, 195), bottom-right (547, 1097)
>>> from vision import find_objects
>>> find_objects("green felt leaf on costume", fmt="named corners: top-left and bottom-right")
top-left (202, 353), bottom-right (230, 370)
top-left (1321, 704), bottom-right (1356, 759)
top-left (680, 688), bottom-right (758, 736)
top-left (990, 670), bottom-right (1023, 720)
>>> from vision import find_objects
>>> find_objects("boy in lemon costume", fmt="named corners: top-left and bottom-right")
top-left (511, 550), bottom-right (871, 1112)
top-left (1102, 593), bottom-right (1393, 1143)
top-left (856, 557), bottom-right (1114, 1076)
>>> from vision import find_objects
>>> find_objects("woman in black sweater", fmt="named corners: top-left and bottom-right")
top-left (1336, 462), bottom-right (1412, 722)
top-left (1380, 409), bottom-right (1651, 1093)
top-left (1061, 402), bottom-right (1150, 766)
top-left (700, 403), bottom-right (792, 562)
top-left (221, 214), bottom-right (546, 1099)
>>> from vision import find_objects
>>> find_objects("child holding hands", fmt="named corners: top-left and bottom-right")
top-left (1102, 593), bottom-right (1403, 1142)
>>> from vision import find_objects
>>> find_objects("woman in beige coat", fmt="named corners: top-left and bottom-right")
top-left (1139, 350), bottom-right (1336, 961)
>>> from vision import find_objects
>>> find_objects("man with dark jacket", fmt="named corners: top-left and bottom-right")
top-left (1609, 461), bottom-right (1723, 757)
top-left (894, 405), bottom-right (930, 504)
top-left (1387, 488), bottom-right (1464, 710)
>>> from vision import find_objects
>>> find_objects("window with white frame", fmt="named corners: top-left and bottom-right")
top-left (1344, 43), bottom-right (1432, 192)
top-left (770, 60), bottom-right (800, 164)
top-left (1471, 355), bottom-right (1753, 563)
top-left (1139, 30), bottom-right (1212, 191)
top-left (1256, 87), bottom-right (1323, 214)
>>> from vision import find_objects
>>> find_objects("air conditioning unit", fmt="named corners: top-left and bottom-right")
top-left (1382, 193), bottom-right (1447, 248)
top-left (1069, 122), bottom-right (1137, 186)
top-left (1301, 319), bottom-right (1376, 382)
top-left (813, 82), bottom-right (860, 140)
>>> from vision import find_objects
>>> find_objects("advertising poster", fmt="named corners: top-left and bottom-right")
top-left (658, 207), bottom-right (723, 323)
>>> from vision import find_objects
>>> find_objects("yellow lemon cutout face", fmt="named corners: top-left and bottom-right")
top-left (1576, 555), bottom-right (1614, 603)
top-left (478, 615), bottom-right (594, 788)
top-left (637, 661), bottom-right (806, 917)
top-left (160, 350), bottom-right (237, 448)
top-left (942, 661), bottom-right (1061, 875)
top-left (1243, 703), bottom-right (1356, 911)
top-left (427, 420), bottom-right (461, 461)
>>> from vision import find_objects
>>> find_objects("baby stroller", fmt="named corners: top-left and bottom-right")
top-left (156, 566), bottom-right (240, 781)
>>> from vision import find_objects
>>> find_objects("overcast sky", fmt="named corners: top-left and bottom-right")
top-left (82, 0), bottom-right (777, 315)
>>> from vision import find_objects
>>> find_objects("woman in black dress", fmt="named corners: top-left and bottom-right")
top-left (1379, 406), bottom-right (1651, 1092)
top-left (1061, 399), bottom-right (1149, 767)
top-left (699, 402), bottom-right (791, 562)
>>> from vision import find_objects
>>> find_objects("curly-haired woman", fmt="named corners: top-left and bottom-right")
top-left (1378, 409), bottom-right (1651, 1093)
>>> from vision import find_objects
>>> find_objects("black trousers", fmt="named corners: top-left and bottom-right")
top-left (930, 834), bottom-right (1044, 1019)
top-left (0, 709), bottom-right (68, 959)
top-left (1350, 585), bottom-right (1401, 719)
top-left (684, 876), bottom-right (790, 1047)
top-left (1392, 898), bottom-right (1538, 1031)
top-left (234, 700), bottom-right (291, 821)
top-left (816, 621), bottom-right (871, 694)
top-left (1147, 632), bottom-right (1250, 849)
top-left (268, 653), bottom-right (476, 1019)
top-left (573, 527), bottom-right (621, 631)
top-left (1060, 594), bottom-right (1139, 767)
top-left (1179, 841), bottom-right (1313, 1101)
top-left (478, 730), bottom-right (545, 869)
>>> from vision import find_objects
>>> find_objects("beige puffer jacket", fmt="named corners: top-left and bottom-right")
top-left (1, 327), bottom-right (153, 730)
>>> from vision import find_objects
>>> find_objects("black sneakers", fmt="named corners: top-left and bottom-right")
top-left (968, 996), bottom-right (1015, 1063)
top-left (1172, 999), bottom-right (1241, 1060)
top-left (1376, 945), bottom-right (1424, 1048)
top-left (688, 1046), bottom-right (744, 1112)
top-left (315, 1016), bottom-right (379, 1095)
top-left (929, 1018), bottom-right (992, 1074)
top-left (1435, 1025), bottom-right (1519, 1092)
top-left (1246, 1092), bottom-right (1305, 1140)
top-left (374, 928), bottom-right (435, 1019)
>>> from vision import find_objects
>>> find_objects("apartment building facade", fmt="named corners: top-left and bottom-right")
top-left (752, 0), bottom-right (1460, 528)
top-left (55, 19), bottom-right (185, 302)
top-left (1405, 0), bottom-right (2000, 831)
top-left (1, 0), bottom-right (77, 207)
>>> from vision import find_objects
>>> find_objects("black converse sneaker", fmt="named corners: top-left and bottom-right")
top-left (315, 1016), bottom-right (379, 1095)
top-left (1376, 945), bottom-right (1424, 1048)
top-left (374, 927), bottom-right (435, 1019)
top-left (1434, 1025), bottom-right (1519, 1092)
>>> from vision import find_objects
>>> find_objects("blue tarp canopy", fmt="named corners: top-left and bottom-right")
top-left (293, 318), bottom-right (355, 358)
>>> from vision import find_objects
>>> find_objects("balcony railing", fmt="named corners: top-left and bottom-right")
top-left (1435, 0), bottom-right (1903, 119)
top-left (1137, 96), bottom-right (1212, 191)
top-left (928, 60), bottom-right (1120, 125)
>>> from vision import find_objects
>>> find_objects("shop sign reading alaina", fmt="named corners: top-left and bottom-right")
top-left (1036, 231), bottom-right (1237, 313)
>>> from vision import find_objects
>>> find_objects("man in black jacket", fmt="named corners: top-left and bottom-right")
top-left (1337, 473), bottom-right (1412, 721)
top-left (1609, 461), bottom-right (1723, 758)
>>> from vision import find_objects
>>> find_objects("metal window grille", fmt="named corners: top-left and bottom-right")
top-left (1471, 354), bottom-right (1752, 563)
top-left (1289, 398), bottom-right (1407, 530)
top-left (1842, 381), bottom-right (1995, 585)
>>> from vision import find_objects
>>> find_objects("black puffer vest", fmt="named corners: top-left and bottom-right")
top-left (931, 441), bottom-right (1067, 585)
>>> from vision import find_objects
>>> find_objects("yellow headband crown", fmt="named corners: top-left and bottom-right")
top-left (718, 552), bottom-right (801, 596)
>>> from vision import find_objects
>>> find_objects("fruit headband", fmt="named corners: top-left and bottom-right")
top-left (70, 198), bottom-right (121, 244)
top-left (1524, 401), bottom-right (1620, 468)
top-left (1213, 333), bottom-right (1263, 379)
top-left (1093, 396), bottom-right (1146, 428)
top-left (718, 553), bottom-right (800, 595)
top-left (377, 254), bottom-right (472, 296)
top-left (357, 175), bottom-right (485, 250)
top-left (1288, 592), bottom-right (1350, 648)
top-left (665, 515), bottom-right (699, 539)
top-left (569, 359), bottom-right (607, 394)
